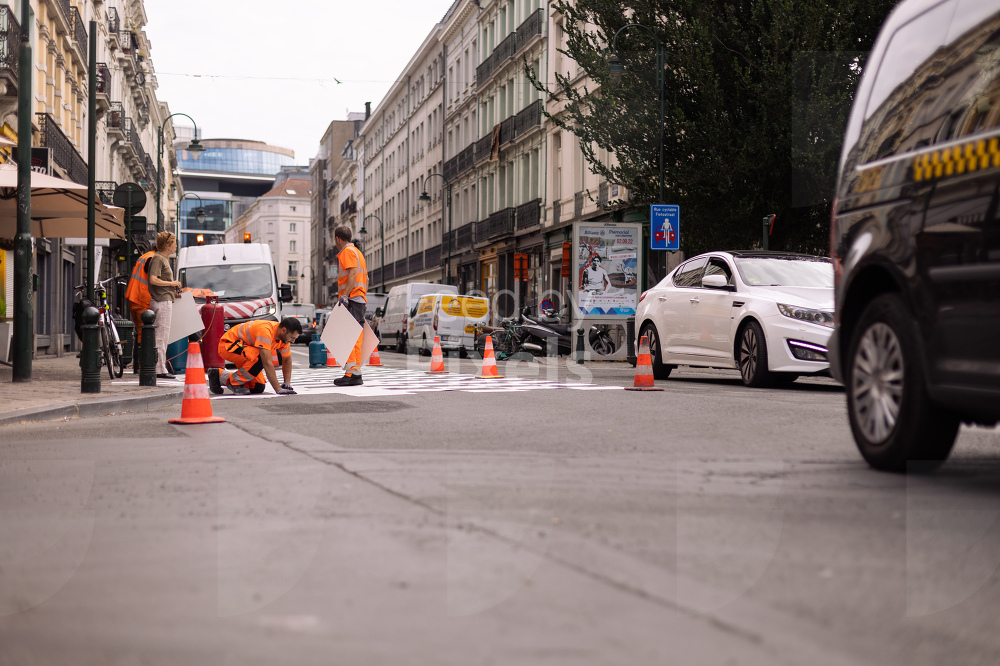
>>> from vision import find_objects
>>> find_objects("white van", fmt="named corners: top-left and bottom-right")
top-left (177, 242), bottom-right (292, 331)
top-left (408, 293), bottom-right (490, 357)
top-left (379, 282), bottom-right (458, 353)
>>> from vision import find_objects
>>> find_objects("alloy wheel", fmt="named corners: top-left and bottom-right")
top-left (851, 322), bottom-right (904, 444)
top-left (739, 326), bottom-right (758, 383)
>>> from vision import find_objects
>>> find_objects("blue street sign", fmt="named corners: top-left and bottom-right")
top-left (650, 205), bottom-right (680, 251)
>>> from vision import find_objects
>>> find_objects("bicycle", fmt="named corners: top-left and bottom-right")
top-left (75, 277), bottom-right (127, 379)
top-left (474, 318), bottom-right (523, 360)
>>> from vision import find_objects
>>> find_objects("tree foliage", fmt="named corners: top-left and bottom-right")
top-left (528, 0), bottom-right (897, 254)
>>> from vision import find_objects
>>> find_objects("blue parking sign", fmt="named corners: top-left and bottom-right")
top-left (650, 205), bottom-right (680, 251)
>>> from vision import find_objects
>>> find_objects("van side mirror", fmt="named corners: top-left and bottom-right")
top-left (278, 284), bottom-right (294, 302)
top-left (375, 307), bottom-right (384, 317)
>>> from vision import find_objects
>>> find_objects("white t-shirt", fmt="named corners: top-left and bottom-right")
top-left (583, 266), bottom-right (609, 291)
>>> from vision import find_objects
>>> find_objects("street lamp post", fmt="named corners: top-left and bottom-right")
top-left (362, 214), bottom-right (385, 293)
top-left (177, 192), bottom-right (206, 252)
top-left (608, 23), bottom-right (665, 294)
top-left (157, 113), bottom-right (204, 233)
top-left (418, 174), bottom-right (452, 286)
top-left (299, 265), bottom-right (315, 304)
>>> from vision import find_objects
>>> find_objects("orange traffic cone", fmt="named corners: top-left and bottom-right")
top-left (368, 346), bottom-right (384, 366)
top-left (327, 347), bottom-right (338, 367)
top-left (169, 342), bottom-right (227, 424)
top-left (426, 335), bottom-right (449, 374)
top-left (625, 334), bottom-right (664, 391)
top-left (476, 335), bottom-right (504, 379)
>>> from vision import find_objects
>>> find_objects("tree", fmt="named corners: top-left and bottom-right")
top-left (529, 0), bottom-right (897, 254)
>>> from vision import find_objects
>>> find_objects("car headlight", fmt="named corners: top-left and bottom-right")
top-left (777, 303), bottom-right (834, 328)
top-left (253, 304), bottom-right (276, 317)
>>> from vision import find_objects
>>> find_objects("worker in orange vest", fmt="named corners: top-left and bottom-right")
top-left (333, 225), bottom-right (369, 386)
top-left (124, 249), bottom-right (157, 372)
top-left (207, 317), bottom-right (301, 395)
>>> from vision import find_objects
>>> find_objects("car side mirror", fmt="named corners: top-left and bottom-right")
top-left (278, 284), bottom-right (294, 302)
top-left (375, 307), bottom-right (384, 317)
top-left (702, 274), bottom-right (731, 290)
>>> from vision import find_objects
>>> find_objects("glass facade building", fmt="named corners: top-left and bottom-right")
top-left (175, 139), bottom-right (297, 248)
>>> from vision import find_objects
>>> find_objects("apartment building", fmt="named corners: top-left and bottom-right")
top-left (0, 0), bottom-right (175, 357)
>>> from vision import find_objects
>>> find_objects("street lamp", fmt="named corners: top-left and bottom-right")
top-left (299, 265), bottom-right (315, 304)
top-left (607, 24), bottom-right (664, 206)
top-left (364, 214), bottom-right (385, 293)
top-left (157, 113), bottom-right (204, 233)
top-left (418, 173), bottom-right (452, 285)
top-left (357, 224), bottom-right (371, 256)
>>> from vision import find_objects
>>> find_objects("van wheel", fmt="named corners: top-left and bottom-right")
top-left (420, 334), bottom-right (430, 356)
top-left (846, 294), bottom-right (959, 472)
top-left (397, 334), bottom-right (407, 354)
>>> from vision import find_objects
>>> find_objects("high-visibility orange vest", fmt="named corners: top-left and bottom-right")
top-left (337, 244), bottom-right (368, 302)
top-left (124, 250), bottom-right (156, 310)
top-left (220, 319), bottom-right (290, 360)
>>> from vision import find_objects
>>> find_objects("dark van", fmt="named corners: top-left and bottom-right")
top-left (831, 0), bottom-right (1000, 471)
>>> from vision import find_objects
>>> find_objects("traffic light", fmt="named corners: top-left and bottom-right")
top-left (513, 253), bottom-right (528, 280)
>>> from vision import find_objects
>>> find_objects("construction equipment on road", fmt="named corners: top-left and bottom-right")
top-left (624, 334), bottom-right (664, 391)
top-left (169, 342), bottom-right (227, 424)
top-left (476, 335), bottom-right (504, 379)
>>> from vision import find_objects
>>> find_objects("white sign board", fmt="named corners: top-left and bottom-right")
top-left (167, 291), bottom-right (205, 344)
top-left (319, 303), bottom-right (363, 367)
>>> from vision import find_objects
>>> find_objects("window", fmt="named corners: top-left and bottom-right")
top-left (672, 257), bottom-right (708, 288)
top-left (290, 206), bottom-right (296, 212)
top-left (290, 240), bottom-right (296, 252)
top-left (289, 222), bottom-right (296, 233)
top-left (704, 258), bottom-right (734, 286)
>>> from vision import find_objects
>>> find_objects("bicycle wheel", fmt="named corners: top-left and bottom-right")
top-left (107, 321), bottom-right (125, 378)
top-left (100, 324), bottom-right (114, 380)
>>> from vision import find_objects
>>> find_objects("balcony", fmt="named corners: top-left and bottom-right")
top-left (516, 198), bottom-right (541, 231)
top-left (499, 116), bottom-right (515, 147)
top-left (107, 7), bottom-right (120, 49)
top-left (0, 5), bottom-right (20, 97)
top-left (425, 243), bottom-right (441, 268)
top-left (443, 153), bottom-right (458, 181)
top-left (514, 99), bottom-right (542, 139)
top-left (96, 181), bottom-right (117, 206)
top-left (476, 32), bottom-right (516, 89)
top-left (36, 113), bottom-right (88, 185)
top-left (67, 7), bottom-right (87, 67)
top-left (394, 258), bottom-right (408, 278)
top-left (340, 199), bottom-right (356, 216)
top-left (474, 133), bottom-right (493, 165)
top-left (95, 63), bottom-right (111, 113)
top-left (52, 0), bottom-right (71, 29)
top-left (486, 207), bottom-right (515, 241)
top-left (458, 143), bottom-right (474, 175)
top-left (107, 101), bottom-right (125, 138)
top-left (515, 8), bottom-right (543, 54)
top-left (474, 218), bottom-right (490, 245)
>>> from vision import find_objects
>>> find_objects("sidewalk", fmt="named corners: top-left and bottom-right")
top-left (0, 354), bottom-right (184, 427)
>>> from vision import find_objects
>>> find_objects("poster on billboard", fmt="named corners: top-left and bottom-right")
top-left (573, 222), bottom-right (642, 318)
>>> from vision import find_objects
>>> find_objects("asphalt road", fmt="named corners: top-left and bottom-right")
top-left (2, 346), bottom-right (1000, 665)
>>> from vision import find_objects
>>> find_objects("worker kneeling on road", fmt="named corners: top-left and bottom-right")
top-left (208, 317), bottom-right (302, 396)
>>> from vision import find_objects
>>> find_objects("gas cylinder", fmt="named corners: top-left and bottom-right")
top-left (309, 334), bottom-right (328, 368)
top-left (200, 296), bottom-right (225, 369)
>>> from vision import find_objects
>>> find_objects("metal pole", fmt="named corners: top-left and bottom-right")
top-left (87, 22), bottom-right (96, 302)
top-left (12, 0), bottom-right (33, 382)
top-left (139, 309), bottom-right (157, 386)
top-left (658, 44), bottom-right (664, 207)
top-left (125, 190), bottom-right (133, 274)
top-left (445, 184), bottom-right (452, 286)
top-left (156, 125), bottom-right (162, 233)
top-left (80, 307), bottom-right (101, 393)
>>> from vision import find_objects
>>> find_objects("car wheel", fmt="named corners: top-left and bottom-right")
top-left (639, 323), bottom-right (672, 380)
top-left (737, 320), bottom-right (773, 387)
top-left (420, 334), bottom-right (430, 356)
top-left (846, 294), bottom-right (959, 472)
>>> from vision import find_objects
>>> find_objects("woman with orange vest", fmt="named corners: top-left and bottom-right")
top-left (333, 225), bottom-right (368, 386)
top-left (124, 248), bottom-right (156, 372)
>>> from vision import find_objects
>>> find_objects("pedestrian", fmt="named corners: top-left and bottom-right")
top-left (207, 317), bottom-right (301, 395)
top-left (332, 225), bottom-right (369, 386)
top-left (147, 231), bottom-right (183, 379)
top-left (124, 247), bottom-right (157, 373)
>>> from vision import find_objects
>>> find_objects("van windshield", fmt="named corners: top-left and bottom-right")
top-left (179, 264), bottom-right (274, 301)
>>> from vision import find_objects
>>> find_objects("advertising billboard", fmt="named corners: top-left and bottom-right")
top-left (573, 222), bottom-right (642, 318)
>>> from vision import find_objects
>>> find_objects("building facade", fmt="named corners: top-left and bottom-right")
top-left (0, 0), bottom-right (176, 358)
top-left (226, 177), bottom-right (311, 301)
top-left (173, 137), bottom-right (296, 249)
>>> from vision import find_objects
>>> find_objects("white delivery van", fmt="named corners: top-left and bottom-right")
top-left (177, 242), bottom-right (293, 331)
top-left (408, 293), bottom-right (489, 357)
top-left (379, 282), bottom-right (458, 353)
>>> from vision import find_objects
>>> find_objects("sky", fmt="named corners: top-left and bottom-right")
top-left (144, 0), bottom-right (457, 164)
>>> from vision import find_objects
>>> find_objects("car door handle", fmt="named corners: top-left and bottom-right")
top-left (689, 297), bottom-right (700, 304)
top-left (658, 295), bottom-right (668, 301)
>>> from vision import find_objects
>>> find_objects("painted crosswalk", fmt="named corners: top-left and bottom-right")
top-left (212, 365), bottom-right (620, 399)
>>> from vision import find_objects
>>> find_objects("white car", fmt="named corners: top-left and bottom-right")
top-left (636, 251), bottom-right (835, 387)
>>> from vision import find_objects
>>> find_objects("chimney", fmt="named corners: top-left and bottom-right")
top-left (365, 102), bottom-right (371, 120)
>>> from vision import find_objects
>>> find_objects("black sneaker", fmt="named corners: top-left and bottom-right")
top-left (208, 368), bottom-right (223, 395)
top-left (229, 385), bottom-right (250, 395)
top-left (333, 374), bottom-right (363, 386)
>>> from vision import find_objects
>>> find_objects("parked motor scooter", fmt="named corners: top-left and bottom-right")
top-left (519, 306), bottom-right (574, 356)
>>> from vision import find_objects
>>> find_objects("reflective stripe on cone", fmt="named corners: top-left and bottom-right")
top-left (170, 342), bottom-right (228, 423)
top-left (624, 334), bottom-right (664, 391)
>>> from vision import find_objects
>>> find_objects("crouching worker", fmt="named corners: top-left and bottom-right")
top-left (207, 317), bottom-right (302, 395)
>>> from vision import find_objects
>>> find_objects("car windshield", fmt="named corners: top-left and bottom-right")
top-left (734, 257), bottom-right (833, 288)
top-left (179, 264), bottom-right (273, 300)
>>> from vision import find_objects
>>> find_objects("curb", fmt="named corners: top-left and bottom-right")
top-left (0, 390), bottom-right (185, 427)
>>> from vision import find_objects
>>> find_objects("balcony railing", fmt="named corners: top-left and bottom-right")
top-left (455, 221), bottom-right (473, 250)
top-left (474, 133), bottom-right (493, 165)
top-left (0, 5), bottom-right (19, 85)
top-left (425, 243), bottom-right (441, 268)
top-left (474, 219), bottom-right (490, 244)
top-left (443, 154), bottom-right (458, 182)
top-left (476, 32), bottom-right (516, 88)
top-left (499, 116), bottom-right (515, 146)
top-left (96, 181), bottom-right (117, 206)
top-left (53, 0), bottom-right (71, 26)
top-left (108, 7), bottom-right (119, 35)
top-left (486, 207), bottom-right (515, 240)
top-left (515, 99), bottom-right (542, 139)
top-left (36, 113), bottom-right (87, 185)
top-left (96, 62), bottom-right (110, 95)
top-left (516, 198), bottom-right (541, 230)
top-left (68, 7), bottom-right (87, 53)
top-left (394, 258), bottom-right (408, 277)
top-left (108, 101), bottom-right (124, 130)
top-left (458, 143), bottom-right (474, 175)
top-left (515, 8), bottom-right (543, 54)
